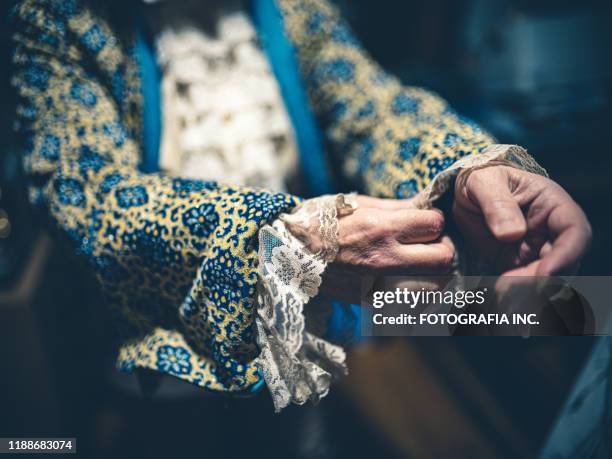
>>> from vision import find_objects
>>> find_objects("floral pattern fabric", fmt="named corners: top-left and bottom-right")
top-left (276, 0), bottom-right (496, 198)
top-left (10, 0), bottom-right (503, 395)
top-left (10, 0), bottom-right (298, 393)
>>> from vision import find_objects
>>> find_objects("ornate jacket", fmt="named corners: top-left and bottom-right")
top-left (9, 0), bottom-right (495, 393)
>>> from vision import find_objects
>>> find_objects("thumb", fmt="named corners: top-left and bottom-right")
top-left (467, 170), bottom-right (527, 242)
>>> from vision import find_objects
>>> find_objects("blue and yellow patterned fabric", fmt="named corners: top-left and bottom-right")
top-left (9, 0), bottom-right (495, 393)
top-left (275, 0), bottom-right (495, 198)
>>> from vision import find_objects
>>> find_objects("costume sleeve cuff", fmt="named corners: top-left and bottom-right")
top-left (410, 144), bottom-right (548, 209)
top-left (254, 194), bottom-right (357, 412)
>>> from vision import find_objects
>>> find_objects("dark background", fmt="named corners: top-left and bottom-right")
top-left (1, 0), bottom-right (611, 458)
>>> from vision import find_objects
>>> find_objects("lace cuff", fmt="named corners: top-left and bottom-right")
top-left (410, 144), bottom-right (548, 209)
top-left (255, 194), bottom-right (357, 412)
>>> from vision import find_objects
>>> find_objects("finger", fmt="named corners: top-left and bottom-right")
top-left (453, 202), bottom-right (501, 260)
top-left (439, 234), bottom-right (455, 250)
top-left (335, 238), bottom-right (455, 275)
top-left (392, 240), bottom-right (455, 275)
top-left (393, 208), bottom-right (445, 244)
top-left (518, 233), bottom-right (547, 264)
top-left (356, 195), bottom-right (416, 210)
top-left (501, 259), bottom-right (541, 277)
top-left (455, 201), bottom-right (533, 273)
top-left (387, 276), bottom-right (453, 293)
top-left (467, 172), bottom-right (527, 242)
top-left (539, 241), bottom-right (553, 258)
top-left (537, 221), bottom-right (590, 276)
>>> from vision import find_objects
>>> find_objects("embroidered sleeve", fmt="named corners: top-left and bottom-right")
top-left (255, 194), bottom-right (357, 412)
top-left (276, 0), bottom-right (498, 198)
top-left (10, 0), bottom-right (299, 393)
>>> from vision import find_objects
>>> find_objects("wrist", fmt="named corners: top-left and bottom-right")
top-left (281, 193), bottom-right (358, 262)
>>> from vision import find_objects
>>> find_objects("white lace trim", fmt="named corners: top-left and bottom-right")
top-left (410, 144), bottom-right (547, 209)
top-left (254, 145), bottom-right (545, 412)
top-left (255, 194), bottom-right (357, 412)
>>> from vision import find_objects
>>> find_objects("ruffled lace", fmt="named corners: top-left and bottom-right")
top-left (255, 194), bottom-right (357, 412)
top-left (254, 145), bottom-right (547, 412)
top-left (152, 6), bottom-right (298, 191)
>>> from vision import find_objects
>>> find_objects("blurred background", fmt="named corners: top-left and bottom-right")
top-left (1, 0), bottom-right (611, 457)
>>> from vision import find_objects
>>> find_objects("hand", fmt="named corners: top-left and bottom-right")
top-left (319, 195), bottom-right (455, 301)
top-left (334, 195), bottom-right (454, 274)
top-left (453, 165), bottom-right (591, 276)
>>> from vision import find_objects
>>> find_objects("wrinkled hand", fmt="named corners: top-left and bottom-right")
top-left (320, 195), bottom-right (454, 301)
top-left (333, 195), bottom-right (454, 274)
top-left (453, 165), bottom-right (591, 276)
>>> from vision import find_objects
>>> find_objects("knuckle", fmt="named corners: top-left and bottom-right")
top-left (429, 212), bottom-right (445, 235)
top-left (360, 211), bottom-right (382, 232)
top-left (466, 169), bottom-right (487, 187)
top-left (466, 166), bottom-right (506, 193)
top-left (365, 214), bottom-right (397, 242)
top-left (439, 246), bottom-right (455, 269)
